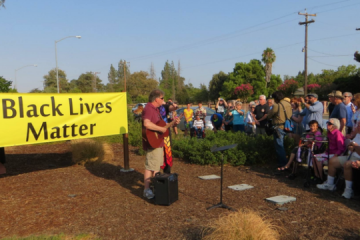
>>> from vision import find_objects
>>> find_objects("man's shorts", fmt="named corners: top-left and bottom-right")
top-left (145, 147), bottom-right (164, 171)
top-left (338, 154), bottom-right (359, 166)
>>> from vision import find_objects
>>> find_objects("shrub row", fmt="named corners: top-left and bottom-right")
top-left (172, 130), bottom-right (295, 166)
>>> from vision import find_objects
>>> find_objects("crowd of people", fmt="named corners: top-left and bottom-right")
top-left (140, 89), bottom-right (360, 200)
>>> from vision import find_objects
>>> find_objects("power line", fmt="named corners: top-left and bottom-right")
top-left (184, 32), bottom-right (358, 69)
top-left (316, 2), bottom-right (360, 14)
top-left (128, 16), bottom-right (301, 61)
top-left (307, 0), bottom-right (352, 10)
top-left (309, 33), bottom-right (359, 42)
top-left (124, 1), bottom-right (358, 63)
top-left (308, 57), bottom-right (339, 67)
top-left (308, 55), bottom-right (352, 57)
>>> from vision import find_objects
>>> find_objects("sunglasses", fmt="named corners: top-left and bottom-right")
top-left (326, 122), bottom-right (333, 125)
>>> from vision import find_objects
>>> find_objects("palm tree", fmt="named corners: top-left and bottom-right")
top-left (0, 0), bottom-right (5, 9)
top-left (261, 48), bottom-right (276, 88)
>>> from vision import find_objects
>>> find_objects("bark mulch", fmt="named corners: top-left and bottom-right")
top-left (1, 142), bottom-right (360, 240)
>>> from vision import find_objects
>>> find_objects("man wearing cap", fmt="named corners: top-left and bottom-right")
top-left (300, 93), bottom-right (323, 131)
top-left (343, 92), bottom-right (355, 134)
top-left (330, 90), bottom-right (347, 136)
top-left (327, 91), bottom-right (336, 116)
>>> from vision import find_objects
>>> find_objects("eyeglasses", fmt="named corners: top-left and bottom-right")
top-left (326, 122), bottom-right (333, 126)
top-left (344, 96), bottom-right (350, 98)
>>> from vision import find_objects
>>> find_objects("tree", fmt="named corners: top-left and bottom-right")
top-left (307, 83), bottom-right (321, 93)
top-left (159, 60), bottom-right (185, 101)
top-left (268, 74), bottom-right (282, 97)
top-left (354, 51), bottom-right (360, 63)
top-left (127, 71), bottom-right (158, 102)
top-left (107, 64), bottom-right (118, 92)
top-left (149, 62), bottom-right (156, 80)
top-left (234, 83), bottom-right (254, 103)
top-left (221, 59), bottom-right (266, 100)
top-left (277, 79), bottom-right (298, 97)
top-left (117, 60), bottom-right (131, 89)
top-left (43, 68), bottom-right (69, 93)
top-left (261, 48), bottom-right (276, 88)
top-left (75, 72), bottom-right (102, 93)
top-left (0, 76), bottom-right (12, 92)
top-left (209, 71), bottom-right (228, 102)
top-left (29, 88), bottom-right (42, 93)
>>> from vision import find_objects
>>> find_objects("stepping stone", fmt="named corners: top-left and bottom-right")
top-left (265, 195), bottom-right (296, 205)
top-left (228, 184), bottom-right (254, 191)
top-left (198, 175), bottom-right (221, 180)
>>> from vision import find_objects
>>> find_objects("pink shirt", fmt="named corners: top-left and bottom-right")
top-left (305, 130), bottom-right (323, 149)
top-left (142, 102), bottom-right (164, 150)
top-left (327, 128), bottom-right (345, 155)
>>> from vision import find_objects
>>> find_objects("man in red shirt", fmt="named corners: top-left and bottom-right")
top-left (142, 90), bottom-right (178, 199)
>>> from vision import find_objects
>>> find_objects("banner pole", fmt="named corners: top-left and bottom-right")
top-left (120, 62), bottom-right (133, 172)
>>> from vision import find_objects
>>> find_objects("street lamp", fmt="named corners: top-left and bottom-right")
top-left (55, 35), bottom-right (81, 93)
top-left (14, 64), bottom-right (37, 90)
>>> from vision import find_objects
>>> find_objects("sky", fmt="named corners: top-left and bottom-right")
top-left (0, 0), bottom-right (359, 93)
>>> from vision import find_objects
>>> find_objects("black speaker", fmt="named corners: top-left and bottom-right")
top-left (151, 173), bottom-right (178, 205)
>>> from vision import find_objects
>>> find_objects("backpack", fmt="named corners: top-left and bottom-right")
top-left (279, 102), bottom-right (294, 133)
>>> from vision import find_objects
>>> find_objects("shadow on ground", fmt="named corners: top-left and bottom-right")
top-left (0, 152), bottom-right (73, 178)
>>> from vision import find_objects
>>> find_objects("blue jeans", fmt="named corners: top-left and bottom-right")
top-left (233, 124), bottom-right (245, 132)
top-left (195, 127), bottom-right (204, 138)
top-left (273, 128), bottom-right (287, 166)
top-left (186, 121), bottom-right (193, 130)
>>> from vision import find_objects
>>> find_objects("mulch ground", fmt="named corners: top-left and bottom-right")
top-left (1, 142), bottom-right (360, 240)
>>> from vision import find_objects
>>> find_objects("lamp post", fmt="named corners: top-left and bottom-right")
top-left (14, 64), bottom-right (37, 90)
top-left (55, 35), bottom-right (81, 93)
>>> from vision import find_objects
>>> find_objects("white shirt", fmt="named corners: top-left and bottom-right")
top-left (193, 120), bottom-right (204, 128)
top-left (245, 111), bottom-right (256, 129)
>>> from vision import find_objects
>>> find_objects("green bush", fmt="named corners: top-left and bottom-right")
top-left (94, 108), bottom-right (145, 155)
top-left (172, 130), bottom-right (294, 166)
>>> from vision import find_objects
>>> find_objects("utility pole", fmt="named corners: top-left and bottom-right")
top-left (93, 72), bottom-right (100, 92)
top-left (121, 60), bottom-right (133, 172)
top-left (299, 9), bottom-right (316, 96)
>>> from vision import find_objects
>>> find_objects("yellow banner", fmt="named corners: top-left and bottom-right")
top-left (0, 93), bottom-right (128, 147)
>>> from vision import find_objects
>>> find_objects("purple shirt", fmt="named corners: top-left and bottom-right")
top-left (327, 128), bottom-right (345, 155)
top-left (142, 102), bottom-right (164, 150)
top-left (305, 130), bottom-right (323, 149)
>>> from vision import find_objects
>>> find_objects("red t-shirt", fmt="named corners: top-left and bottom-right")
top-left (142, 102), bottom-right (164, 150)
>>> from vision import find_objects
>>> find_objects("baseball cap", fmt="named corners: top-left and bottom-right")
top-left (307, 93), bottom-right (318, 98)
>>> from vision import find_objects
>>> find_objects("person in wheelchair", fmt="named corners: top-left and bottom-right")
top-left (193, 114), bottom-right (205, 138)
top-left (312, 118), bottom-right (345, 181)
top-left (277, 120), bottom-right (323, 178)
top-left (316, 122), bottom-right (360, 199)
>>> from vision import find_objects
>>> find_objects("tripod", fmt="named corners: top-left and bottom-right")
top-left (207, 144), bottom-right (237, 211)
